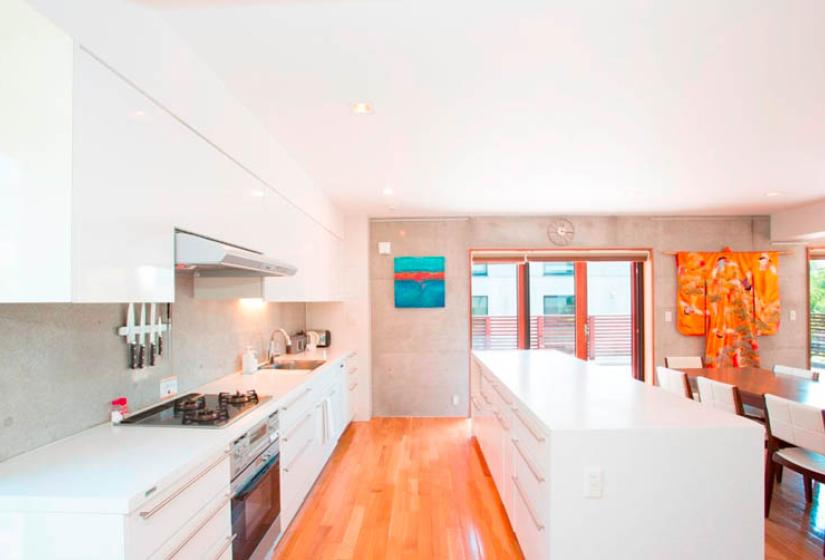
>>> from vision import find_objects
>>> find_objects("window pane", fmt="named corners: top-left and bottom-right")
top-left (471, 263), bottom-right (518, 349)
top-left (529, 261), bottom-right (575, 353)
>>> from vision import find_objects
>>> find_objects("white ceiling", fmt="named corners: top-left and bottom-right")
top-left (144, 0), bottom-right (825, 217)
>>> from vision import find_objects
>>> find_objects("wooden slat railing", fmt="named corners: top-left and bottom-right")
top-left (812, 313), bottom-right (825, 359)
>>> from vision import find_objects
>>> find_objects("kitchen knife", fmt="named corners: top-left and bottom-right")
top-left (157, 316), bottom-right (164, 357)
top-left (127, 303), bottom-right (137, 369)
top-left (138, 303), bottom-right (146, 369)
top-left (148, 303), bottom-right (157, 367)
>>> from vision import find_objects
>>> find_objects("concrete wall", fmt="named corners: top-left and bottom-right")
top-left (0, 273), bottom-right (305, 461)
top-left (370, 215), bottom-right (808, 417)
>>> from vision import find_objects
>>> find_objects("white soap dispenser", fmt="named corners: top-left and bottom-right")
top-left (242, 346), bottom-right (258, 375)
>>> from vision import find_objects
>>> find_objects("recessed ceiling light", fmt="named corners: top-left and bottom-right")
top-left (352, 102), bottom-right (374, 115)
top-left (765, 192), bottom-right (782, 198)
top-left (250, 189), bottom-right (266, 198)
top-left (382, 187), bottom-right (394, 196)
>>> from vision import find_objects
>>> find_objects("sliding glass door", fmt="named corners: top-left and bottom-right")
top-left (471, 254), bottom-right (645, 379)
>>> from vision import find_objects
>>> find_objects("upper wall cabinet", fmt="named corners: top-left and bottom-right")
top-left (1, 11), bottom-right (343, 303)
top-left (72, 49), bottom-right (267, 302)
top-left (0, 0), bottom-right (73, 302)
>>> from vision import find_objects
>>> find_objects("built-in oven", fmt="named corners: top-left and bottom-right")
top-left (231, 411), bottom-right (281, 560)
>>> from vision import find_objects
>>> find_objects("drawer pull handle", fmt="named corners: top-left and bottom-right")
top-left (493, 411), bottom-right (510, 431)
top-left (348, 367), bottom-right (358, 375)
top-left (140, 451), bottom-right (228, 520)
top-left (492, 383), bottom-right (513, 405)
top-left (348, 382), bottom-right (358, 391)
top-left (211, 533), bottom-right (237, 560)
top-left (513, 438), bottom-right (546, 482)
top-left (512, 407), bottom-right (546, 442)
top-left (513, 476), bottom-right (545, 531)
top-left (284, 438), bottom-right (313, 473)
top-left (470, 397), bottom-right (481, 411)
top-left (481, 392), bottom-right (492, 406)
top-left (281, 387), bottom-right (312, 411)
top-left (283, 412), bottom-right (313, 442)
top-left (164, 494), bottom-right (230, 559)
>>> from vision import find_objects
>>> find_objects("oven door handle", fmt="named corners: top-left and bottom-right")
top-left (232, 452), bottom-right (279, 502)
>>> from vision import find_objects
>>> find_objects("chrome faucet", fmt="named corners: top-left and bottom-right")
top-left (268, 329), bottom-right (291, 363)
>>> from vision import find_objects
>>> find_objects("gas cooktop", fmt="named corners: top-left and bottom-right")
top-left (120, 390), bottom-right (271, 428)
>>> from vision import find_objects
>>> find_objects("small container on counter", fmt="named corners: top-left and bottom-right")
top-left (111, 397), bottom-right (129, 424)
top-left (242, 346), bottom-right (258, 375)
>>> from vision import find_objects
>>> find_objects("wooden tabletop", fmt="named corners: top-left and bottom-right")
top-left (681, 367), bottom-right (825, 409)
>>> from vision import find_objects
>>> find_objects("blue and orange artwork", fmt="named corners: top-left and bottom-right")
top-left (394, 256), bottom-right (445, 308)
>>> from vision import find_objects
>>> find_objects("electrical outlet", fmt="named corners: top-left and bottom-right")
top-left (160, 376), bottom-right (178, 399)
top-left (378, 241), bottom-right (392, 255)
top-left (584, 467), bottom-right (604, 499)
top-left (452, 394), bottom-right (460, 406)
top-left (790, 309), bottom-right (797, 322)
top-left (664, 311), bottom-right (673, 323)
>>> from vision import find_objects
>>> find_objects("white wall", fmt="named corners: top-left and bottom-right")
top-left (771, 198), bottom-right (825, 242)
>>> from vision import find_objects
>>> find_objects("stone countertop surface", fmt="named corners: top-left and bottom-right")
top-left (0, 348), bottom-right (353, 515)
top-left (472, 349), bottom-right (765, 433)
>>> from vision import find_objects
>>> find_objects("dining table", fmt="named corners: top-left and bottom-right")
top-left (679, 366), bottom-right (825, 410)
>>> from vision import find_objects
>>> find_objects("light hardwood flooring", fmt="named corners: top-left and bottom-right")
top-left (272, 417), bottom-right (825, 560)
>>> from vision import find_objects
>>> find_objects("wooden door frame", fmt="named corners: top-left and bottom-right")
top-left (807, 247), bottom-right (825, 370)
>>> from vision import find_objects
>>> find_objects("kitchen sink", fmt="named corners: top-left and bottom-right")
top-left (261, 359), bottom-right (326, 371)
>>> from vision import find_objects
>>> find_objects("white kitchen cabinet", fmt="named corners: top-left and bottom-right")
top-left (0, 0), bottom-right (73, 302)
top-left (72, 48), bottom-right (269, 302)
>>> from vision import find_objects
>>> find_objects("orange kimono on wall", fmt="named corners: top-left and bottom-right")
top-left (676, 249), bottom-right (780, 368)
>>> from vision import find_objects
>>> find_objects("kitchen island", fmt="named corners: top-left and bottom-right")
top-left (471, 350), bottom-right (764, 560)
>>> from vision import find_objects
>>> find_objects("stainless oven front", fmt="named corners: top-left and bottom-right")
top-left (231, 437), bottom-right (281, 560)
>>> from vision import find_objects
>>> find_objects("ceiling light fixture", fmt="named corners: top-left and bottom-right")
top-left (352, 102), bottom-right (374, 115)
top-left (382, 187), bottom-right (394, 196)
top-left (765, 192), bottom-right (782, 198)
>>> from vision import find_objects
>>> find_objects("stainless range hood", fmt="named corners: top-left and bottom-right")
top-left (175, 231), bottom-right (297, 278)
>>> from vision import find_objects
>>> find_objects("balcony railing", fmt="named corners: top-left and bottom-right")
top-left (812, 313), bottom-right (825, 363)
top-left (471, 314), bottom-right (632, 360)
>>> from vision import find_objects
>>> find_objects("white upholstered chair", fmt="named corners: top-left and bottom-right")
top-left (696, 377), bottom-right (744, 416)
top-left (774, 364), bottom-right (820, 382)
top-left (764, 394), bottom-right (825, 545)
top-left (664, 356), bottom-right (703, 369)
top-left (655, 366), bottom-right (693, 399)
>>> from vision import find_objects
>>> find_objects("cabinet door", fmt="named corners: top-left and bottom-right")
top-left (0, 0), bottom-right (73, 302)
top-left (72, 50), bottom-right (267, 302)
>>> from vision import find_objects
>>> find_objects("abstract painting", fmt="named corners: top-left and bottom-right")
top-left (394, 256), bottom-right (445, 308)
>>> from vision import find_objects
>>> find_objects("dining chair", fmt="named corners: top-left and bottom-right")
top-left (664, 356), bottom-right (703, 369)
top-left (764, 394), bottom-right (825, 556)
top-left (655, 366), bottom-right (693, 399)
top-left (696, 377), bottom-right (745, 416)
top-left (774, 364), bottom-right (820, 382)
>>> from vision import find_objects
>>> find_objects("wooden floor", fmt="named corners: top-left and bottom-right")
top-left (272, 417), bottom-right (825, 560)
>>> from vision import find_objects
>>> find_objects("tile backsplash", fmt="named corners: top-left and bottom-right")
top-left (0, 273), bottom-right (305, 461)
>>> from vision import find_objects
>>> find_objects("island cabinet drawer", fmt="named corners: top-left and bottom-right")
top-left (512, 472), bottom-right (548, 560)
top-left (512, 436), bottom-right (549, 510)
top-left (126, 451), bottom-right (230, 560)
top-left (511, 405), bottom-right (549, 469)
top-left (148, 493), bottom-right (231, 560)
top-left (480, 371), bottom-right (497, 404)
top-left (279, 384), bottom-right (316, 429)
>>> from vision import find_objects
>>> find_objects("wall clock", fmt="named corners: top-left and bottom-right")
top-left (547, 218), bottom-right (575, 246)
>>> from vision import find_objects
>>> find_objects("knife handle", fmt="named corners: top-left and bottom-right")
top-left (138, 345), bottom-right (145, 369)
top-left (149, 343), bottom-right (156, 367)
top-left (158, 334), bottom-right (163, 357)
top-left (129, 344), bottom-right (137, 369)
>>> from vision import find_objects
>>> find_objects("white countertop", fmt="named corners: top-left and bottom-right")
top-left (0, 348), bottom-right (352, 515)
top-left (473, 350), bottom-right (763, 433)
